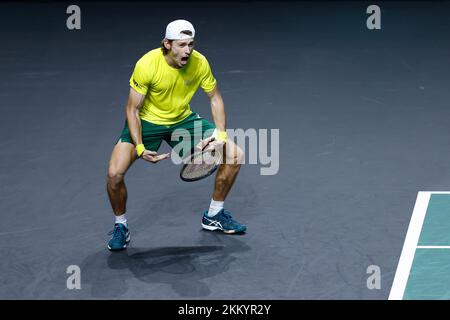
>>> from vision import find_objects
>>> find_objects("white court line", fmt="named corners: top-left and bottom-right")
top-left (388, 191), bottom-right (432, 300)
top-left (416, 246), bottom-right (450, 249)
top-left (419, 191), bottom-right (450, 194)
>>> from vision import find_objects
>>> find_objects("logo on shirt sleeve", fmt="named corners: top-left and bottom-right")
top-left (132, 78), bottom-right (143, 89)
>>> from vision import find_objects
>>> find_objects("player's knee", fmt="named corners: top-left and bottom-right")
top-left (107, 168), bottom-right (125, 188)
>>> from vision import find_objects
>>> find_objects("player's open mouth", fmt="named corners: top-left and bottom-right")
top-left (181, 56), bottom-right (189, 63)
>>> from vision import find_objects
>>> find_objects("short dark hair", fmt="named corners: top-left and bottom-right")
top-left (180, 30), bottom-right (193, 37)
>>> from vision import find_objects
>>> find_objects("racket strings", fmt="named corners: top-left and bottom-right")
top-left (181, 150), bottom-right (223, 180)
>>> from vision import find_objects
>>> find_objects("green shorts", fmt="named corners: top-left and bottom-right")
top-left (117, 112), bottom-right (215, 157)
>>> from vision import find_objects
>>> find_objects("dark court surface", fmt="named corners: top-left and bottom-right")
top-left (1, 1), bottom-right (449, 299)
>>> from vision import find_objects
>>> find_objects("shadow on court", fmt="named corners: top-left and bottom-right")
top-left (80, 231), bottom-right (250, 298)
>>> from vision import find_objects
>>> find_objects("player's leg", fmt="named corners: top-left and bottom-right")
top-left (201, 139), bottom-right (247, 233)
top-left (212, 139), bottom-right (244, 201)
top-left (107, 140), bottom-right (138, 217)
top-left (106, 140), bottom-right (137, 250)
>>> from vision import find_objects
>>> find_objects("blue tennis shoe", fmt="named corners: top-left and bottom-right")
top-left (107, 223), bottom-right (131, 251)
top-left (202, 209), bottom-right (247, 234)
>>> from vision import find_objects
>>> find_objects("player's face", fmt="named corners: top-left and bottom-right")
top-left (169, 39), bottom-right (195, 68)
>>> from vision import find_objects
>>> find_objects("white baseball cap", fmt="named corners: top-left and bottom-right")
top-left (165, 19), bottom-right (195, 40)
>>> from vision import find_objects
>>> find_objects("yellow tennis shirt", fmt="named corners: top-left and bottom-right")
top-left (129, 48), bottom-right (217, 125)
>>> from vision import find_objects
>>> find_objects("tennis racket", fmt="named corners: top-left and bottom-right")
top-left (180, 140), bottom-right (223, 182)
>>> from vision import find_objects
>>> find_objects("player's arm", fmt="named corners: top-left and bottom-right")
top-left (126, 87), bottom-right (145, 148)
top-left (125, 88), bottom-right (169, 163)
top-left (207, 85), bottom-right (226, 132)
top-left (196, 85), bottom-right (228, 151)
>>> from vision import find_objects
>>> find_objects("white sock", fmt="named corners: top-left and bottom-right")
top-left (207, 199), bottom-right (224, 217)
top-left (115, 213), bottom-right (127, 227)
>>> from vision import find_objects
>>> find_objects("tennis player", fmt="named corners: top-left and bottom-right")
top-left (106, 19), bottom-right (246, 250)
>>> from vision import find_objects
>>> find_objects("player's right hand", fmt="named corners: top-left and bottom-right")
top-left (141, 150), bottom-right (170, 163)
